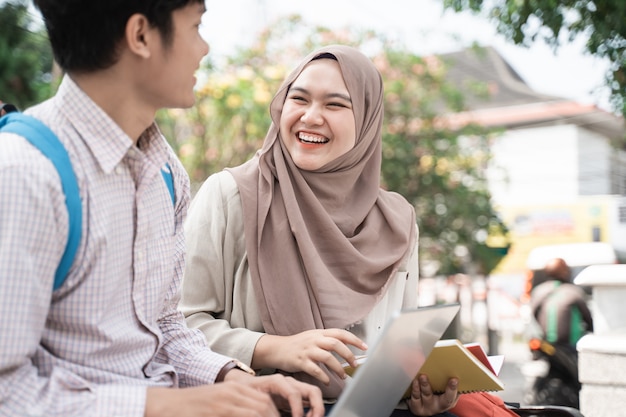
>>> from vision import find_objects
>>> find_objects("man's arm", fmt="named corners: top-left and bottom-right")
top-left (151, 161), bottom-right (235, 385)
top-left (150, 161), bottom-right (325, 417)
top-left (0, 142), bottom-right (147, 417)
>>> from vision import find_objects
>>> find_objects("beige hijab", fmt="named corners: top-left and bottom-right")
top-left (227, 45), bottom-right (417, 395)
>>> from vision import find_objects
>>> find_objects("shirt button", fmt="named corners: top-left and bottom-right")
top-left (115, 165), bottom-right (124, 174)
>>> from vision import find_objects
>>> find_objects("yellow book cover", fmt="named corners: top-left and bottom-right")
top-left (416, 339), bottom-right (505, 394)
top-left (343, 339), bottom-right (505, 396)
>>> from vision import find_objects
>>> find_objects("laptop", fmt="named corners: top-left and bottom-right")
top-left (327, 303), bottom-right (461, 417)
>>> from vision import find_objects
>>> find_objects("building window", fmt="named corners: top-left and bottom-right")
top-left (619, 205), bottom-right (626, 224)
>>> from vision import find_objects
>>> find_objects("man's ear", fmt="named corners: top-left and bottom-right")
top-left (125, 13), bottom-right (153, 59)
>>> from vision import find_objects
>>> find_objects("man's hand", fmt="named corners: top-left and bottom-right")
top-left (144, 371), bottom-right (324, 417)
top-left (406, 374), bottom-right (460, 416)
top-left (225, 371), bottom-right (324, 417)
top-left (252, 329), bottom-right (368, 384)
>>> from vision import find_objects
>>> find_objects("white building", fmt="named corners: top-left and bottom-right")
top-left (442, 46), bottom-right (626, 278)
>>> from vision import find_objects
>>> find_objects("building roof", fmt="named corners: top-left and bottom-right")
top-left (439, 46), bottom-right (625, 139)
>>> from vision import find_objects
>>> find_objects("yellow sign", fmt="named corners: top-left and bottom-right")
top-left (494, 196), bottom-right (613, 274)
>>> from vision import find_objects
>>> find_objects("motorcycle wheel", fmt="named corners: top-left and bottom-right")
top-left (527, 376), bottom-right (579, 408)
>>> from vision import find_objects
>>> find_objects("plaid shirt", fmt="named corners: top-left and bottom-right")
top-left (0, 76), bottom-right (231, 417)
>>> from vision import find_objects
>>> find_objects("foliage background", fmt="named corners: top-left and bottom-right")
top-left (0, 1), bottom-right (509, 277)
top-left (158, 16), bottom-right (509, 277)
top-left (0, 0), bottom-right (54, 109)
top-left (444, 0), bottom-right (626, 118)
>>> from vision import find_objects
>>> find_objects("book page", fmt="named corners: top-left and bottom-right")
top-left (464, 342), bottom-right (505, 375)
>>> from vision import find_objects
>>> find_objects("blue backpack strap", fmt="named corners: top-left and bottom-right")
top-left (161, 163), bottom-right (175, 206)
top-left (0, 112), bottom-right (82, 291)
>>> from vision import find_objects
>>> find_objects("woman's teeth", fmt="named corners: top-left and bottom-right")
top-left (298, 133), bottom-right (329, 144)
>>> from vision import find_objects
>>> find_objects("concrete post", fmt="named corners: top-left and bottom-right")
top-left (574, 265), bottom-right (626, 417)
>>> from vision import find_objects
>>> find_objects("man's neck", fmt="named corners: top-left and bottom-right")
top-left (69, 71), bottom-right (155, 144)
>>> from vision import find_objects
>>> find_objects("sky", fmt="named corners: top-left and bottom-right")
top-left (12, 0), bottom-right (612, 111)
top-left (201, 0), bottom-right (613, 111)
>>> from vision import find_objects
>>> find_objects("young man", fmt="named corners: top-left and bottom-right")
top-left (0, 1), bottom-right (323, 416)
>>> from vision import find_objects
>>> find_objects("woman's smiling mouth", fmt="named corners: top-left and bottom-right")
top-left (298, 132), bottom-right (329, 144)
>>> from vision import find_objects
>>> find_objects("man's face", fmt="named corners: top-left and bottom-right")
top-left (140, 3), bottom-right (209, 109)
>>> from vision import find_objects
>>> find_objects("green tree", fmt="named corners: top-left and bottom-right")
top-left (0, 0), bottom-right (54, 109)
top-left (377, 48), bottom-right (509, 275)
top-left (159, 15), bottom-right (509, 276)
top-left (444, 0), bottom-right (626, 117)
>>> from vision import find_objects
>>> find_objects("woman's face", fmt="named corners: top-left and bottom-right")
top-left (279, 58), bottom-right (356, 171)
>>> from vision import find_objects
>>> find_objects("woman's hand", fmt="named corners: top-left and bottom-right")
top-left (252, 329), bottom-right (367, 384)
top-left (406, 374), bottom-right (460, 416)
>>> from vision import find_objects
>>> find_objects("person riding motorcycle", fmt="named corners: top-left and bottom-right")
top-left (525, 257), bottom-right (594, 408)
top-left (530, 257), bottom-right (593, 349)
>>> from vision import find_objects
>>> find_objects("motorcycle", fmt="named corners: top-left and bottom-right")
top-left (521, 338), bottom-right (580, 408)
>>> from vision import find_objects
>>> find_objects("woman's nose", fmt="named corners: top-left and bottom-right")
top-left (300, 104), bottom-right (323, 125)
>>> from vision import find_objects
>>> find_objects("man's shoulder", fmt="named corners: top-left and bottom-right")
top-left (0, 131), bottom-right (52, 171)
top-left (555, 282), bottom-right (587, 297)
top-left (23, 99), bottom-right (76, 146)
top-left (24, 97), bottom-right (59, 122)
top-left (533, 279), bottom-right (587, 303)
top-left (529, 280), bottom-right (561, 308)
top-left (532, 279), bottom-right (560, 294)
top-left (0, 112), bottom-right (57, 171)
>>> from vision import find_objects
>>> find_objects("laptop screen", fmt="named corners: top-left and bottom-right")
top-left (327, 304), bottom-right (460, 417)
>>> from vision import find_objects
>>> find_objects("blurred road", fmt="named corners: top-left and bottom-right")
top-left (418, 275), bottom-right (536, 405)
top-left (492, 335), bottom-right (531, 406)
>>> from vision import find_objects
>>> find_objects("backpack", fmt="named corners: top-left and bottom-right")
top-left (0, 112), bottom-right (175, 290)
top-left (530, 280), bottom-right (587, 346)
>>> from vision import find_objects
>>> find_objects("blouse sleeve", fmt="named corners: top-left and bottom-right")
top-left (180, 171), bottom-right (265, 366)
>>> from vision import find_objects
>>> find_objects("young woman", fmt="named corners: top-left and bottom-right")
top-left (181, 44), bottom-right (460, 416)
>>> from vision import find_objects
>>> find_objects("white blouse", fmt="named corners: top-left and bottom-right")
top-left (181, 170), bottom-right (420, 369)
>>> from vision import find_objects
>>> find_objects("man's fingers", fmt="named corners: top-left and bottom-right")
top-left (253, 374), bottom-right (324, 417)
top-left (223, 381), bottom-right (281, 416)
top-left (281, 378), bottom-right (324, 417)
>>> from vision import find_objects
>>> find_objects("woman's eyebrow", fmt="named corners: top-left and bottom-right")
top-left (289, 86), bottom-right (351, 102)
top-left (328, 92), bottom-right (352, 102)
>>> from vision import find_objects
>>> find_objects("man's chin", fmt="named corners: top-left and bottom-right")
top-left (167, 97), bottom-right (196, 110)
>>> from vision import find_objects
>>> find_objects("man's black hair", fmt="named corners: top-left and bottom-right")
top-left (33, 0), bottom-right (204, 73)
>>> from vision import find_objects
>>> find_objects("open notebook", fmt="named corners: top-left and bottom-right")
top-left (416, 339), bottom-right (505, 394)
top-left (344, 338), bottom-right (505, 397)
top-left (327, 303), bottom-right (460, 417)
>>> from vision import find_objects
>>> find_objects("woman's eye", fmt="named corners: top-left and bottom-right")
top-left (329, 102), bottom-right (350, 109)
